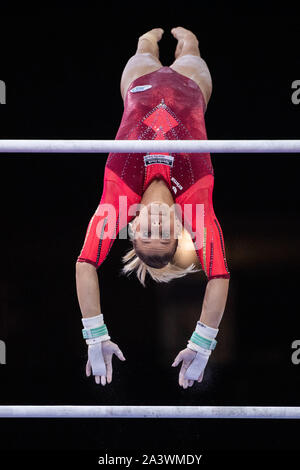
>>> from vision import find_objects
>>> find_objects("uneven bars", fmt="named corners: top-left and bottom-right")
top-left (0, 140), bottom-right (300, 154)
top-left (0, 406), bottom-right (300, 419)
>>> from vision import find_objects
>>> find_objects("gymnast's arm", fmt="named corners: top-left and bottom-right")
top-left (75, 169), bottom-right (140, 385)
top-left (75, 262), bottom-right (102, 318)
top-left (199, 277), bottom-right (229, 328)
top-left (172, 180), bottom-right (230, 387)
top-left (75, 224), bottom-right (126, 387)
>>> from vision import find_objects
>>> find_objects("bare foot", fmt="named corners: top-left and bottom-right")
top-left (171, 26), bottom-right (196, 40)
top-left (150, 28), bottom-right (164, 41)
top-left (171, 27), bottom-right (198, 59)
top-left (141, 28), bottom-right (164, 42)
top-left (138, 28), bottom-right (164, 58)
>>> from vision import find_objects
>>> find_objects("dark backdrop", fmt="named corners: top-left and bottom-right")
top-left (0, 3), bottom-right (300, 462)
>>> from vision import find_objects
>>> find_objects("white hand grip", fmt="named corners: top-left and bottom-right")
top-left (88, 344), bottom-right (106, 376)
top-left (185, 351), bottom-right (209, 380)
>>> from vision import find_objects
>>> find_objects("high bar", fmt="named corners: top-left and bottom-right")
top-left (0, 406), bottom-right (300, 419)
top-left (0, 140), bottom-right (300, 154)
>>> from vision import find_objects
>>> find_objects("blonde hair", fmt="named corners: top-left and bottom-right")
top-left (122, 247), bottom-right (199, 287)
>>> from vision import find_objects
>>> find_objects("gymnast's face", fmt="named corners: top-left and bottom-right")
top-left (131, 202), bottom-right (179, 267)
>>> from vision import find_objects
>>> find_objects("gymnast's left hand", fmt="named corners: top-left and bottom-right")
top-left (172, 347), bottom-right (209, 389)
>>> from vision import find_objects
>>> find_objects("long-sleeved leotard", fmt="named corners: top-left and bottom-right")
top-left (77, 67), bottom-right (230, 280)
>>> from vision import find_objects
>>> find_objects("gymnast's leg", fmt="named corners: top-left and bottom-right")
top-left (170, 26), bottom-right (213, 108)
top-left (120, 28), bottom-right (164, 100)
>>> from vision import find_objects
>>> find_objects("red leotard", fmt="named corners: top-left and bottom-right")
top-left (77, 67), bottom-right (230, 281)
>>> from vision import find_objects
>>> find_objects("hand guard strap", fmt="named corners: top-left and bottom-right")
top-left (81, 314), bottom-right (111, 345)
top-left (187, 321), bottom-right (218, 352)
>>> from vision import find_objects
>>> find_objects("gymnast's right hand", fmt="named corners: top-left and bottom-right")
top-left (81, 314), bottom-right (126, 386)
top-left (86, 340), bottom-right (126, 386)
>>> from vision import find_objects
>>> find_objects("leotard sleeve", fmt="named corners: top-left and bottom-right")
top-left (176, 174), bottom-right (230, 281)
top-left (77, 167), bottom-right (141, 269)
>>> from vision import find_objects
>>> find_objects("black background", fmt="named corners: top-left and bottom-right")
top-left (0, 2), bottom-right (300, 463)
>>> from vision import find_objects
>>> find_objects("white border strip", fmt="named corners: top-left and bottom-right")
top-left (0, 406), bottom-right (300, 419)
top-left (0, 140), bottom-right (300, 154)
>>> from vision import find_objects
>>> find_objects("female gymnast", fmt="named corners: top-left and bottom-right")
top-left (75, 27), bottom-right (230, 389)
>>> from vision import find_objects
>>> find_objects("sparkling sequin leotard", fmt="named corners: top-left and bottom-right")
top-left (77, 67), bottom-right (230, 280)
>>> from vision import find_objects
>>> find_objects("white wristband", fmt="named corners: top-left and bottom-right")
top-left (195, 321), bottom-right (219, 339)
top-left (81, 314), bottom-right (111, 344)
top-left (187, 321), bottom-right (218, 352)
top-left (81, 314), bottom-right (104, 329)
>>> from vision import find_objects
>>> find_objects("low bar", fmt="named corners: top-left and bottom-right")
top-left (0, 406), bottom-right (300, 419)
top-left (0, 140), bottom-right (300, 154)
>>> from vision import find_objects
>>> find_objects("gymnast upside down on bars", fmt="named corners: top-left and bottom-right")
top-left (75, 27), bottom-right (230, 389)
